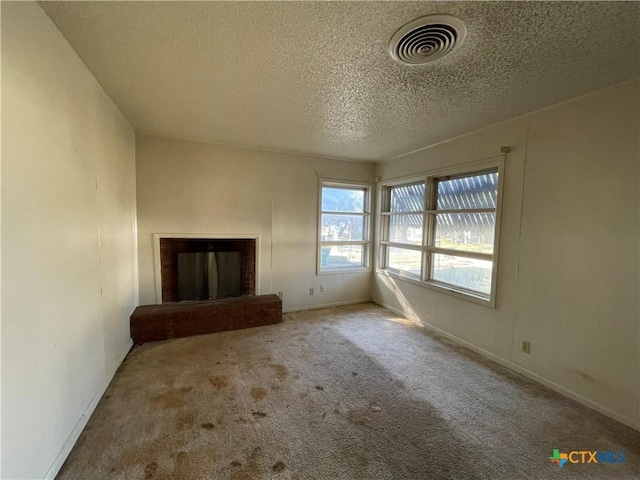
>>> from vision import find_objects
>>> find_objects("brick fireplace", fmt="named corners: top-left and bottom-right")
top-left (132, 234), bottom-right (280, 344)
top-left (156, 236), bottom-right (257, 303)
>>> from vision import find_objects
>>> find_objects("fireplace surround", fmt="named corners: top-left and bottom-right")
top-left (153, 234), bottom-right (259, 304)
top-left (131, 233), bottom-right (278, 344)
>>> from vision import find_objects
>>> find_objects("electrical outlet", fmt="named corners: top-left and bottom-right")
top-left (320, 285), bottom-right (325, 293)
top-left (277, 291), bottom-right (283, 299)
top-left (309, 288), bottom-right (314, 295)
top-left (521, 340), bottom-right (531, 354)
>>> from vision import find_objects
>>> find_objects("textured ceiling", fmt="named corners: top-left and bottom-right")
top-left (40, 1), bottom-right (640, 162)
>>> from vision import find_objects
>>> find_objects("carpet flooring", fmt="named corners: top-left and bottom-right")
top-left (57, 303), bottom-right (639, 479)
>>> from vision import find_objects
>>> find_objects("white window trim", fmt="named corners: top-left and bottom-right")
top-left (317, 179), bottom-right (373, 275)
top-left (375, 155), bottom-right (505, 307)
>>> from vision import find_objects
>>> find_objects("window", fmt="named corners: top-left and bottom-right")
top-left (318, 181), bottom-right (372, 273)
top-left (379, 157), bottom-right (504, 305)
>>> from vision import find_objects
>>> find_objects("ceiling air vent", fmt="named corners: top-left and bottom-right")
top-left (388, 14), bottom-right (467, 66)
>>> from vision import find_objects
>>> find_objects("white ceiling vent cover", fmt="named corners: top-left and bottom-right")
top-left (389, 14), bottom-right (467, 66)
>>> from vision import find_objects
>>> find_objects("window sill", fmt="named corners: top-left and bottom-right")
top-left (318, 267), bottom-right (370, 276)
top-left (375, 268), bottom-right (495, 308)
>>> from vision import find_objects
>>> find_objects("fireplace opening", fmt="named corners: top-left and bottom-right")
top-left (177, 251), bottom-right (242, 301)
top-left (159, 238), bottom-right (256, 303)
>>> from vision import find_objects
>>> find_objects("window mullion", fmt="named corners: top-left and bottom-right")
top-left (321, 211), bottom-right (369, 216)
top-left (322, 241), bottom-right (368, 246)
top-left (425, 246), bottom-right (493, 261)
top-left (380, 211), bottom-right (423, 216)
top-left (424, 177), bottom-right (437, 282)
top-left (425, 207), bottom-right (496, 215)
top-left (381, 241), bottom-right (423, 251)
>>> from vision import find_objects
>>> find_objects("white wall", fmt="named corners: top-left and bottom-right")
top-left (1, 3), bottom-right (138, 479)
top-left (2, 8), bottom-right (636, 480)
top-left (373, 80), bottom-right (640, 429)
top-left (136, 135), bottom-right (375, 311)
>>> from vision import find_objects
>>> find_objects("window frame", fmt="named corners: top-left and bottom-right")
top-left (317, 179), bottom-right (373, 275)
top-left (376, 156), bottom-right (505, 307)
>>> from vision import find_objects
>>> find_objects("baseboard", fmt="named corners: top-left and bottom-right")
top-left (376, 301), bottom-right (640, 432)
top-left (43, 338), bottom-right (134, 480)
top-left (284, 298), bottom-right (371, 313)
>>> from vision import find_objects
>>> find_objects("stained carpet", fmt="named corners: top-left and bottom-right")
top-left (57, 303), bottom-right (639, 479)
